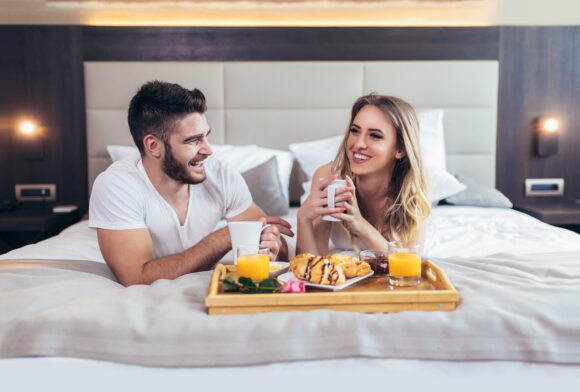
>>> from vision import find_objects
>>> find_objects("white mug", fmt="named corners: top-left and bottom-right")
top-left (227, 221), bottom-right (269, 264)
top-left (322, 178), bottom-right (347, 222)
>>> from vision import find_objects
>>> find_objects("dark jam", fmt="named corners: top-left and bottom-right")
top-left (366, 255), bottom-right (389, 275)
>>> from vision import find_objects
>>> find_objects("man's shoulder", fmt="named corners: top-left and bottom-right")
top-left (94, 158), bottom-right (144, 189)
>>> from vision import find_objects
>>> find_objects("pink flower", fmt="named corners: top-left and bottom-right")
top-left (281, 279), bottom-right (305, 293)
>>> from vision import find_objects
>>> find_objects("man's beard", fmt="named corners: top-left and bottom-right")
top-left (162, 143), bottom-right (206, 185)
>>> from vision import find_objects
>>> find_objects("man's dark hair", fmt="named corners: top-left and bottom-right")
top-left (127, 80), bottom-right (207, 154)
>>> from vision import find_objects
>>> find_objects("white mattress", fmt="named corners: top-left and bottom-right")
top-left (2, 206), bottom-right (580, 391)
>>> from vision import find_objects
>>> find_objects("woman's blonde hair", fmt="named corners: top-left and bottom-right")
top-left (332, 94), bottom-right (431, 242)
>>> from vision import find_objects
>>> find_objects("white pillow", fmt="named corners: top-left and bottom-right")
top-left (106, 145), bottom-right (141, 162)
top-left (288, 135), bottom-right (342, 180)
top-left (427, 165), bottom-right (467, 204)
top-left (210, 144), bottom-right (293, 202)
top-left (106, 144), bottom-right (293, 202)
top-left (417, 109), bottom-right (446, 171)
top-left (300, 180), bottom-right (312, 205)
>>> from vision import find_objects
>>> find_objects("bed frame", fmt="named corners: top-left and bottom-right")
top-left (84, 61), bottom-right (498, 202)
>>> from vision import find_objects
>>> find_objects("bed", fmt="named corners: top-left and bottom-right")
top-left (2, 61), bottom-right (580, 391)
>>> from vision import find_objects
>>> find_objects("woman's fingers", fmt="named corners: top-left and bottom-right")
top-left (316, 174), bottom-right (338, 191)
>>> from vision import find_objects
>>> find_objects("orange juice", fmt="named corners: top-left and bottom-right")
top-left (388, 252), bottom-right (421, 277)
top-left (237, 254), bottom-right (270, 281)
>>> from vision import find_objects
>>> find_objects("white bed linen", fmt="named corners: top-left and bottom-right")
top-left (3, 206), bottom-right (580, 262)
top-left (2, 206), bottom-right (580, 392)
top-left (2, 357), bottom-right (580, 392)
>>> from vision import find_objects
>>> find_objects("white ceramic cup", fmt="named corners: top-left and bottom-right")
top-left (228, 221), bottom-right (270, 264)
top-left (322, 178), bottom-right (347, 222)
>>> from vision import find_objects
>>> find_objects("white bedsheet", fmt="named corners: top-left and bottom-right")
top-left (2, 206), bottom-right (580, 392)
top-left (3, 206), bottom-right (579, 262)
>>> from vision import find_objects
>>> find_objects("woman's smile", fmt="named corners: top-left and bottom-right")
top-left (352, 151), bottom-right (371, 164)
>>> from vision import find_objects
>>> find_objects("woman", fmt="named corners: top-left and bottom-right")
top-left (296, 94), bottom-right (431, 255)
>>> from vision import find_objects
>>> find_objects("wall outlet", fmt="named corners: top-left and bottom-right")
top-left (15, 184), bottom-right (57, 201)
top-left (525, 178), bottom-right (564, 197)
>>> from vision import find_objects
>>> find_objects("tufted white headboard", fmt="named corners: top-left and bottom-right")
top-left (84, 61), bottom-right (498, 202)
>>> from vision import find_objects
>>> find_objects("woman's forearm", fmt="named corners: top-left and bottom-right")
top-left (356, 220), bottom-right (391, 251)
top-left (296, 215), bottom-right (331, 255)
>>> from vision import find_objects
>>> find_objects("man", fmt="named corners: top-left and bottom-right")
top-left (89, 81), bottom-right (293, 286)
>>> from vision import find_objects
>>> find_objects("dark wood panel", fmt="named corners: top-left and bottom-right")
top-left (497, 26), bottom-right (580, 207)
top-left (0, 27), bottom-right (27, 200)
top-left (83, 26), bottom-right (499, 61)
top-left (0, 26), bottom-right (87, 213)
top-left (6, 25), bottom-right (580, 218)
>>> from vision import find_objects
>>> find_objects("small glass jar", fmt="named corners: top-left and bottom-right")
top-left (359, 249), bottom-right (389, 275)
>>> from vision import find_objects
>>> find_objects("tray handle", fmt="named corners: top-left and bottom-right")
top-left (207, 264), bottom-right (227, 297)
top-left (423, 260), bottom-right (454, 289)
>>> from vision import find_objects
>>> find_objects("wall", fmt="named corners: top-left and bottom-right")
top-left (0, 25), bottom-right (579, 215)
top-left (499, 0), bottom-right (580, 25)
top-left (497, 26), bottom-right (580, 206)
top-left (0, 26), bottom-right (87, 210)
top-left (2, 1), bottom-right (580, 26)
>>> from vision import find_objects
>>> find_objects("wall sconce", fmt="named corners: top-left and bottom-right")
top-left (17, 120), bottom-right (44, 161)
top-left (533, 116), bottom-right (559, 157)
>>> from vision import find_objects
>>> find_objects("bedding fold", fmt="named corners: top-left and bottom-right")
top-left (1, 252), bottom-right (579, 367)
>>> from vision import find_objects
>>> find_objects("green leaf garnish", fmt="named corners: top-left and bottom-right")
top-left (222, 276), bottom-right (281, 294)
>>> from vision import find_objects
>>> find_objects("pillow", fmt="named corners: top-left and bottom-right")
top-left (241, 156), bottom-right (289, 216)
top-left (288, 135), bottom-right (342, 180)
top-left (254, 147), bottom-right (293, 203)
top-left (107, 145), bottom-right (141, 162)
top-left (417, 109), bottom-right (446, 171)
top-left (210, 144), bottom-right (293, 202)
top-left (445, 173), bottom-right (513, 208)
top-left (427, 165), bottom-right (467, 204)
top-left (300, 180), bottom-right (312, 205)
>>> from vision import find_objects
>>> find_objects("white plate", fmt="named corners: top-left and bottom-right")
top-left (269, 261), bottom-right (289, 278)
top-left (277, 270), bottom-right (374, 291)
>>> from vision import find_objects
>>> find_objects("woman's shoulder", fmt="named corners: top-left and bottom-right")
top-left (312, 162), bottom-right (334, 179)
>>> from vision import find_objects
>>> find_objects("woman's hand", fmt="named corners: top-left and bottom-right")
top-left (328, 176), bottom-right (371, 237)
top-left (297, 174), bottom-right (351, 223)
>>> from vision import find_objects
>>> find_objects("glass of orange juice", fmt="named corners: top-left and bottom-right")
top-left (236, 245), bottom-right (270, 281)
top-left (387, 241), bottom-right (421, 287)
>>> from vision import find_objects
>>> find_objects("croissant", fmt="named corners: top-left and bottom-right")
top-left (290, 254), bottom-right (345, 285)
top-left (328, 254), bottom-right (372, 278)
top-left (290, 253), bottom-right (371, 285)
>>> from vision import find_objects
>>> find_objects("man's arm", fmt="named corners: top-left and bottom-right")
top-left (228, 202), bottom-right (294, 261)
top-left (99, 201), bottom-right (293, 286)
top-left (98, 226), bottom-right (231, 286)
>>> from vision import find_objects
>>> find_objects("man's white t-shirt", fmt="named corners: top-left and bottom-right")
top-left (89, 157), bottom-right (252, 259)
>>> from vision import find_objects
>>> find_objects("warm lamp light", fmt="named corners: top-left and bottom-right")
top-left (16, 119), bottom-right (44, 160)
top-left (19, 121), bottom-right (36, 135)
top-left (542, 118), bottom-right (558, 133)
top-left (534, 116), bottom-right (559, 157)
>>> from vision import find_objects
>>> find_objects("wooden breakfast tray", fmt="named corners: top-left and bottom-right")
top-left (205, 260), bottom-right (459, 315)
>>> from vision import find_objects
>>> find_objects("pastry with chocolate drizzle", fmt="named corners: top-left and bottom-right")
top-left (290, 253), bottom-right (371, 285)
